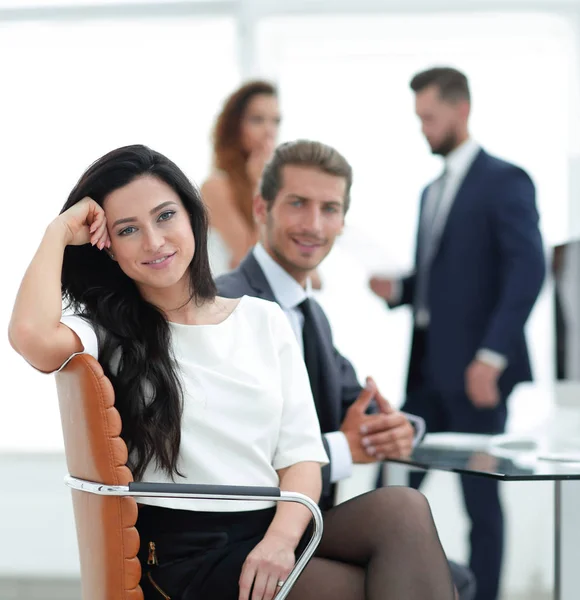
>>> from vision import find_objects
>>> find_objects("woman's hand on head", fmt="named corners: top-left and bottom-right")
top-left (238, 532), bottom-right (295, 600)
top-left (55, 197), bottom-right (110, 249)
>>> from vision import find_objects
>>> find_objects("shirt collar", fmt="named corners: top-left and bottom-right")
top-left (444, 138), bottom-right (481, 177)
top-left (252, 243), bottom-right (312, 310)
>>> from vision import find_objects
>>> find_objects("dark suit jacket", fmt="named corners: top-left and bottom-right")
top-left (216, 254), bottom-right (363, 506)
top-left (396, 149), bottom-right (545, 395)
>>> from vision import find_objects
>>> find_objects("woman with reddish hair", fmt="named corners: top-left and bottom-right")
top-left (202, 81), bottom-right (280, 274)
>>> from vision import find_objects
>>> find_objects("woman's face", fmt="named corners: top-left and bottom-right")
top-left (103, 175), bottom-right (195, 296)
top-left (239, 93), bottom-right (281, 155)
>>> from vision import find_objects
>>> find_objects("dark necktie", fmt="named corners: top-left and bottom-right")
top-left (298, 298), bottom-right (333, 505)
top-left (414, 169), bottom-right (449, 324)
top-left (298, 298), bottom-right (323, 413)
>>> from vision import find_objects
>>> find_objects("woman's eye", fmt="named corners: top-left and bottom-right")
top-left (118, 226), bottom-right (136, 236)
top-left (158, 210), bottom-right (175, 222)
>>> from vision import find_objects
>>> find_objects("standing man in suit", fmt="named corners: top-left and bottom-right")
top-left (217, 139), bottom-right (476, 600)
top-left (370, 67), bottom-right (546, 600)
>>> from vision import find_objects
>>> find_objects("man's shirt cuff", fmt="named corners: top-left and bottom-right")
top-left (324, 431), bottom-right (354, 483)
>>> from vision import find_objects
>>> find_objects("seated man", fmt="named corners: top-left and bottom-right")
top-left (216, 139), bottom-right (476, 600)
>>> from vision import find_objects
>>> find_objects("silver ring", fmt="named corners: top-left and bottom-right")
top-left (277, 580), bottom-right (285, 587)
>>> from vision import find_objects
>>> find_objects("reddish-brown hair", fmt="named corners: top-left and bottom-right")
top-left (212, 80), bottom-right (277, 228)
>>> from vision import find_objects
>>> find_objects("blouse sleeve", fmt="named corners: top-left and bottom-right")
top-left (270, 304), bottom-right (329, 471)
top-left (54, 315), bottom-right (99, 372)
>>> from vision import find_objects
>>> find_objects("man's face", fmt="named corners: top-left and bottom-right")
top-left (415, 85), bottom-right (466, 156)
top-left (255, 165), bottom-right (346, 285)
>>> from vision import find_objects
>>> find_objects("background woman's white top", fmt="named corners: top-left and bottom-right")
top-left (207, 227), bottom-right (233, 277)
top-left (205, 169), bottom-right (235, 277)
top-left (60, 295), bottom-right (328, 512)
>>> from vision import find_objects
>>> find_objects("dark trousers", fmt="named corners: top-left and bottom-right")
top-left (403, 329), bottom-right (508, 600)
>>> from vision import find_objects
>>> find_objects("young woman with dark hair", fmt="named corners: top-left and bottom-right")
top-left (9, 144), bottom-right (454, 600)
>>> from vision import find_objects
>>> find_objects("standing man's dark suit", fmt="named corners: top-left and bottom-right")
top-left (388, 146), bottom-right (545, 600)
top-left (217, 249), bottom-right (477, 600)
top-left (400, 147), bottom-right (545, 400)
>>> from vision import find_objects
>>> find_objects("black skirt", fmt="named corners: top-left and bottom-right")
top-left (137, 504), bottom-right (277, 600)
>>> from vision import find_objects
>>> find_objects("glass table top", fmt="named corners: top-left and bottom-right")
top-left (390, 433), bottom-right (580, 480)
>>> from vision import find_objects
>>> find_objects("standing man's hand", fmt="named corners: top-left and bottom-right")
top-left (369, 277), bottom-right (396, 302)
top-left (465, 360), bottom-right (501, 408)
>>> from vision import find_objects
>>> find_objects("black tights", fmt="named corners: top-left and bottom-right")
top-left (137, 487), bottom-right (454, 599)
top-left (289, 487), bottom-right (455, 600)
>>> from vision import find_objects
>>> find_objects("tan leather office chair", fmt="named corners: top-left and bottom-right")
top-left (55, 353), bottom-right (323, 600)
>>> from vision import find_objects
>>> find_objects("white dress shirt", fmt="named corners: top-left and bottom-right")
top-left (406, 138), bottom-right (506, 370)
top-left (253, 243), bottom-right (354, 483)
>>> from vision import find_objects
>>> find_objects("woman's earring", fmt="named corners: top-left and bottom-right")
top-left (106, 249), bottom-right (116, 260)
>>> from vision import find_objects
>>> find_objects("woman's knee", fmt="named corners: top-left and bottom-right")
top-left (372, 485), bottom-right (428, 508)
top-left (369, 487), bottom-right (435, 533)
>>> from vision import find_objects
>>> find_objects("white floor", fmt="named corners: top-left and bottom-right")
top-left (0, 579), bottom-right (80, 600)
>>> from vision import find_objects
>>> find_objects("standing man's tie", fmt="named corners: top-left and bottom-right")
top-left (414, 169), bottom-right (448, 327)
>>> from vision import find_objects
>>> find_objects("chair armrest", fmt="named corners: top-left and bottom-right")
top-left (65, 475), bottom-right (322, 600)
top-left (128, 481), bottom-right (280, 498)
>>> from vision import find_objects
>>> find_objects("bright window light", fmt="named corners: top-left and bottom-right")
top-left (1, 16), bottom-right (238, 451)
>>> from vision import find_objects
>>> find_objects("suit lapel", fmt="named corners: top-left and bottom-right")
top-left (238, 253), bottom-right (277, 302)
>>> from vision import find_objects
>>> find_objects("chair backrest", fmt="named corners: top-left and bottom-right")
top-left (55, 353), bottom-right (143, 600)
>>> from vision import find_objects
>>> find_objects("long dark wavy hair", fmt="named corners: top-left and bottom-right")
top-left (212, 80), bottom-right (277, 229)
top-left (60, 144), bottom-right (216, 480)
